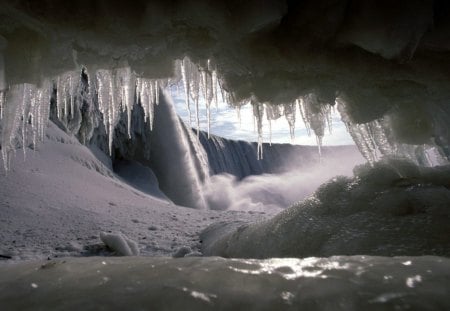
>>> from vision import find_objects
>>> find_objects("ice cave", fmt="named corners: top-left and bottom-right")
top-left (0, 1), bottom-right (449, 310)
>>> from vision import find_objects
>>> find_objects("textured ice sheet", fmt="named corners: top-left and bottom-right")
top-left (0, 256), bottom-right (449, 311)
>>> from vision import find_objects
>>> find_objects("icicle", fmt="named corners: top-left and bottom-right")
top-left (69, 75), bottom-right (74, 117)
top-left (212, 70), bottom-right (218, 109)
top-left (95, 69), bottom-right (116, 155)
top-left (252, 101), bottom-right (264, 160)
top-left (316, 135), bottom-right (323, 161)
top-left (195, 96), bottom-right (200, 137)
top-left (38, 80), bottom-right (53, 141)
top-left (201, 69), bottom-right (211, 138)
top-left (155, 80), bottom-right (159, 105)
top-left (236, 105), bottom-right (242, 127)
top-left (297, 98), bottom-right (309, 136)
top-left (0, 50), bottom-right (5, 92)
top-left (326, 105), bottom-right (333, 135)
top-left (283, 102), bottom-right (296, 141)
top-left (206, 99), bottom-right (211, 138)
top-left (1, 85), bottom-right (27, 170)
top-left (188, 67), bottom-right (200, 136)
top-left (108, 75), bottom-right (116, 155)
top-left (30, 88), bottom-right (37, 150)
top-left (136, 77), bottom-right (156, 131)
top-left (181, 58), bottom-right (192, 126)
top-left (0, 90), bottom-right (4, 120)
top-left (336, 100), bottom-right (378, 164)
top-left (149, 81), bottom-right (155, 107)
top-left (114, 67), bottom-right (134, 138)
top-left (56, 71), bottom-right (81, 123)
top-left (21, 84), bottom-right (32, 159)
top-left (56, 77), bottom-right (63, 119)
top-left (268, 119), bottom-right (272, 146)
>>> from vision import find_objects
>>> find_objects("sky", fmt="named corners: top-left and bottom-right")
top-left (169, 88), bottom-right (355, 146)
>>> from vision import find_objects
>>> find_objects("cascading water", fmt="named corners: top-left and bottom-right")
top-left (149, 91), bottom-right (209, 209)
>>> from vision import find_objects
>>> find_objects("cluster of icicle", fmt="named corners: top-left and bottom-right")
top-left (179, 57), bottom-right (226, 139)
top-left (249, 94), bottom-right (332, 160)
top-left (0, 66), bottom-right (168, 170)
top-left (0, 55), bottom-right (339, 171)
top-left (3, 56), bottom-right (436, 172)
top-left (94, 68), bottom-right (164, 154)
top-left (178, 58), bottom-right (335, 160)
top-left (335, 99), bottom-right (446, 165)
top-left (0, 82), bottom-right (52, 171)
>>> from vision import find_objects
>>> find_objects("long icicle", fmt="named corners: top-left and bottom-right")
top-left (181, 58), bottom-right (192, 126)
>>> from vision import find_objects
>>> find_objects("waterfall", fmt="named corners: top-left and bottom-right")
top-left (149, 90), bottom-right (209, 209)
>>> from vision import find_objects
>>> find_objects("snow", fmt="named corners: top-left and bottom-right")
top-left (99, 232), bottom-right (139, 256)
top-left (0, 255), bottom-right (448, 310)
top-left (0, 122), bottom-right (269, 261)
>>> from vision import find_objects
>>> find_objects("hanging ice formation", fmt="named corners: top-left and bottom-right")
top-left (178, 57), bottom-right (223, 138)
top-left (0, 82), bottom-right (52, 171)
top-left (252, 100), bottom-right (264, 160)
top-left (0, 64), bottom-right (170, 170)
top-left (136, 78), bottom-right (159, 131)
top-left (297, 94), bottom-right (333, 158)
top-left (283, 102), bottom-right (296, 141)
top-left (336, 99), bottom-right (447, 166)
top-left (1, 55), bottom-right (447, 171)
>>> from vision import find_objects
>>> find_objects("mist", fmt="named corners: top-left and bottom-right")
top-left (204, 148), bottom-right (365, 212)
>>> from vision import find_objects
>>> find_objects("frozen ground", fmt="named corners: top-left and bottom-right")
top-left (0, 122), bottom-right (272, 261)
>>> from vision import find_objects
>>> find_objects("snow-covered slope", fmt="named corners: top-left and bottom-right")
top-left (0, 122), bottom-right (269, 260)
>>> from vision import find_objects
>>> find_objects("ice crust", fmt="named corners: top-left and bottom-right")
top-left (0, 256), bottom-right (449, 311)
